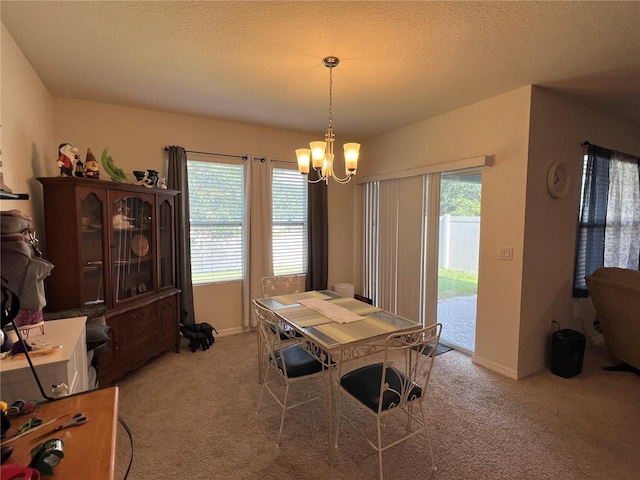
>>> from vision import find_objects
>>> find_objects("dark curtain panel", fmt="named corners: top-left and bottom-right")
top-left (306, 169), bottom-right (328, 291)
top-left (573, 144), bottom-right (610, 297)
top-left (167, 146), bottom-right (197, 324)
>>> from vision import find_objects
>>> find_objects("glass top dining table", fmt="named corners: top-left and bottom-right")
top-left (254, 289), bottom-right (423, 465)
top-left (255, 289), bottom-right (420, 355)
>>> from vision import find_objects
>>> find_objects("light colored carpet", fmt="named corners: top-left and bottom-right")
top-left (115, 332), bottom-right (640, 480)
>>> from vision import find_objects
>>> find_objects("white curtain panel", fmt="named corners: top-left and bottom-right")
top-left (605, 152), bottom-right (640, 270)
top-left (243, 157), bottom-right (272, 327)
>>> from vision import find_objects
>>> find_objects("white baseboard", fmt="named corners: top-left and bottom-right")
top-left (215, 326), bottom-right (253, 337)
top-left (471, 354), bottom-right (518, 380)
top-left (472, 353), bottom-right (548, 380)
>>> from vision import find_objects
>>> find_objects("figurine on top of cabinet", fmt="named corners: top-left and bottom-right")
top-left (57, 143), bottom-right (78, 177)
top-left (84, 148), bottom-right (100, 179)
top-left (74, 156), bottom-right (85, 177)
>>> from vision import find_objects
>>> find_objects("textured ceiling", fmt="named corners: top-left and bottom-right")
top-left (2, 1), bottom-right (639, 139)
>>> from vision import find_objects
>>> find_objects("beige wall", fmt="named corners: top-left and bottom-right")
top-left (364, 85), bottom-right (640, 378)
top-left (2, 23), bottom-right (356, 335)
top-left (363, 87), bottom-right (533, 378)
top-left (5, 22), bottom-right (640, 378)
top-left (524, 86), bottom-right (640, 376)
top-left (50, 99), bottom-right (356, 334)
top-left (1, 24), bottom-right (55, 235)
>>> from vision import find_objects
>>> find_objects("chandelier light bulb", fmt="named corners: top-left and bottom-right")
top-left (322, 154), bottom-right (334, 178)
top-left (310, 141), bottom-right (327, 169)
top-left (343, 143), bottom-right (360, 171)
top-left (295, 149), bottom-right (311, 174)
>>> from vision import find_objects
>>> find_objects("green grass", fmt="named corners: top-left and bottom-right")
top-left (438, 268), bottom-right (478, 300)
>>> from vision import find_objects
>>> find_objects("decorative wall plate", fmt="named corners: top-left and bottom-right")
top-left (131, 234), bottom-right (150, 257)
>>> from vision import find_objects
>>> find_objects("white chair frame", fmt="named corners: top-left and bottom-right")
top-left (335, 323), bottom-right (442, 480)
top-left (260, 274), bottom-right (303, 297)
top-left (256, 275), bottom-right (304, 383)
top-left (253, 299), bottom-right (327, 446)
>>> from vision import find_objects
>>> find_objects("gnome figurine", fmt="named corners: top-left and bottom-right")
top-left (85, 148), bottom-right (100, 179)
top-left (57, 143), bottom-right (78, 177)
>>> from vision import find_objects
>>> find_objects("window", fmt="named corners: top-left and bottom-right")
top-left (272, 166), bottom-right (307, 275)
top-left (573, 144), bottom-right (640, 296)
top-left (187, 159), bottom-right (245, 284)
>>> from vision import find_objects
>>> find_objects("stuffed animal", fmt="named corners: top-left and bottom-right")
top-left (180, 322), bottom-right (218, 352)
top-left (183, 330), bottom-right (208, 352)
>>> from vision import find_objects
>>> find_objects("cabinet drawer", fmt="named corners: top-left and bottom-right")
top-left (157, 293), bottom-right (179, 353)
top-left (118, 304), bottom-right (156, 364)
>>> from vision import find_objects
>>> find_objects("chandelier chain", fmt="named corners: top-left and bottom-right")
top-left (328, 64), bottom-right (333, 130)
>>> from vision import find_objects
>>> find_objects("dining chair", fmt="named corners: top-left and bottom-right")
top-left (261, 274), bottom-right (303, 297)
top-left (256, 275), bottom-right (305, 383)
top-left (253, 299), bottom-right (328, 446)
top-left (335, 323), bottom-right (443, 480)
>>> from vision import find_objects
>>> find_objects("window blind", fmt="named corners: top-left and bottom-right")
top-left (187, 160), bottom-right (245, 283)
top-left (272, 167), bottom-right (308, 275)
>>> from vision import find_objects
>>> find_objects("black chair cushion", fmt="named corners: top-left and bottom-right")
top-left (271, 344), bottom-right (324, 378)
top-left (340, 363), bottom-right (422, 412)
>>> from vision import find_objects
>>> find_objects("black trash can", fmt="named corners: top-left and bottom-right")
top-left (551, 329), bottom-right (586, 378)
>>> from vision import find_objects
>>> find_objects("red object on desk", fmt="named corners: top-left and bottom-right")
top-left (0, 464), bottom-right (41, 479)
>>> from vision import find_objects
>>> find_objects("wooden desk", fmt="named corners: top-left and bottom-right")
top-left (1, 386), bottom-right (119, 479)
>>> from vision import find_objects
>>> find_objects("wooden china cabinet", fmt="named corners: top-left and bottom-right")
top-left (37, 177), bottom-right (181, 386)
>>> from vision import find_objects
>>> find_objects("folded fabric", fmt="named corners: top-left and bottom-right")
top-left (298, 298), bottom-right (363, 324)
top-left (1, 233), bottom-right (53, 310)
top-left (1, 209), bottom-right (33, 235)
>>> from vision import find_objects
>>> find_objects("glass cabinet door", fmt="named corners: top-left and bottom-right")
top-left (80, 192), bottom-right (105, 306)
top-left (158, 198), bottom-right (175, 290)
top-left (111, 194), bottom-right (154, 304)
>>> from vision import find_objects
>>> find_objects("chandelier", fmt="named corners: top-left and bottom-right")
top-left (295, 56), bottom-right (360, 184)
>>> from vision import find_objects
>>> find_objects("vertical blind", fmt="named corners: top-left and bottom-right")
top-left (368, 176), bottom-right (425, 320)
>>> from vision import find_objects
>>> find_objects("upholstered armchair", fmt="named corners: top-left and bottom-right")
top-left (585, 267), bottom-right (640, 372)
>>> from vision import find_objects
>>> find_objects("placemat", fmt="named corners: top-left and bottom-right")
top-left (314, 316), bottom-right (400, 344)
top-left (269, 290), bottom-right (331, 306)
top-left (273, 305), bottom-right (335, 327)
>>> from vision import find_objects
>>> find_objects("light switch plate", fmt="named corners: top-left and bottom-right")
top-left (498, 246), bottom-right (513, 261)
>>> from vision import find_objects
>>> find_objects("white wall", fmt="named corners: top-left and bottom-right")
top-left (5, 21), bottom-right (639, 377)
top-left (364, 87), bottom-right (533, 378)
top-left (50, 99), bottom-right (356, 333)
top-left (1, 24), bottom-right (356, 335)
top-left (364, 85), bottom-right (640, 378)
top-left (523, 86), bottom-right (640, 376)
top-left (0, 24), bottom-right (55, 235)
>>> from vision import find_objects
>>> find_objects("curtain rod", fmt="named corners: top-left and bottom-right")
top-left (164, 146), bottom-right (247, 161)
top-left (582, 142), bottom-right (639, 159)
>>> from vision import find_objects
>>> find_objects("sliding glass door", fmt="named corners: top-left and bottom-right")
top-left (361, 166), bottom-right (484, 354)
top-left (436, 171), bottom-right (482, 352)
